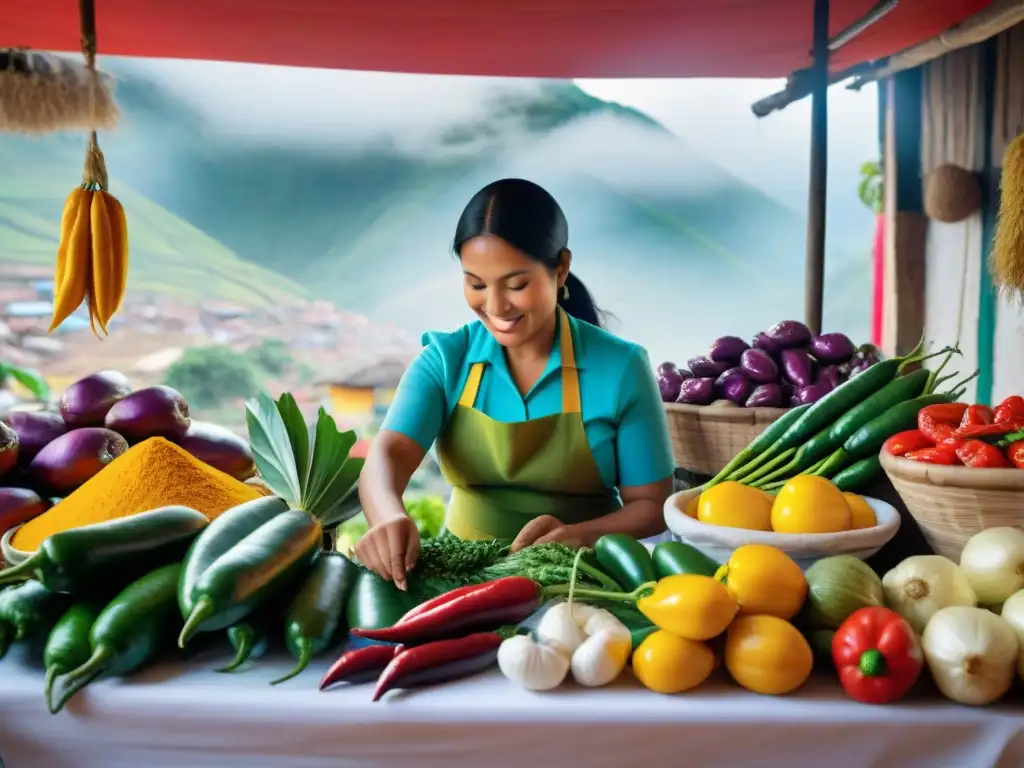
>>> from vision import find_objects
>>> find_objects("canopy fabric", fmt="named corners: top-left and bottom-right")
top-left (11, 0), bottom-right (992, 79)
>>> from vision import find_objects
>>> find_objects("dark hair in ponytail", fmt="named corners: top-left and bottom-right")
top-left (452, 178), bottom-right (605, 328)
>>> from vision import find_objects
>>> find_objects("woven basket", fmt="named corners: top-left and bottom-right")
top-left (880, 451), bottom-right (1024, 560)
top-left (663, 402), bottom-right (788, 476)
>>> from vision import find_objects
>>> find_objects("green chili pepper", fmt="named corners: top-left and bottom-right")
top-left (43, 600), bottom-right (104, 713)
top-left (50, 563), bottom-right (183, 714)
top-left (178, 509), bottom-right (321, 648)
top-left (0, 580), bottom-right (71, 660)
top-left (651, 541), bottom-right (719, 579)
top-left (710, 405), bottom-right (812, 486)
top-left (0, 506), bottom-right (209, 593)
top-left (594, 534), bottom-right (657, 591)
top-left (346, 567), bottom-right (419, 631)
top-left (218, 620), bottom-right (270, 673)
top-left (830, 455), bottom-right (882, 491)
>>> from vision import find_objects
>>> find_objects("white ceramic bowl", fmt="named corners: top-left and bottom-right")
top-left (1, 525), bottom-right (32, 567)
top-left (664, 487), bottom-right (901, 570)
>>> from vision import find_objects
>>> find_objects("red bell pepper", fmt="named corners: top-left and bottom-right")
top-left (320, 644), bottom-right (402, 691)
top-left (1008, 441), bottom-right (1024, 469)
top-left (833, 607), bottom-right (923, 704)
top-left (351, 576), bottom-right (541, 645)
top-left (918, 403), bottom-right (968, 444)
top-left (372, 631), bottom-right (505, 701)
top-left (882, 430), bottom-right (934, 457)
top-left (994, 395), bottom-right (1024, 425)
top-left (905, 443), bottom-right (961, 465)
top-left (955, 439), bottom-right (1013, 469)
top-left (960, 404), bottom-right (994, 428)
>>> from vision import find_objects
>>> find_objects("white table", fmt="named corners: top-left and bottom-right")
top-left (2, 642), bottom-right (1024, 768)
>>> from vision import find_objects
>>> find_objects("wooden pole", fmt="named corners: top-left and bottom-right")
top-left (804, 0), bottom-right (830, 335)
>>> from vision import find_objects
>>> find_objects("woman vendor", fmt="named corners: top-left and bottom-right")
top-left (357, 178), bottom-right (675, 590)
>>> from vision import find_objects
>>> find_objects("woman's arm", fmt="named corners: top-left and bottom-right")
top-left (359, 431), bottom-right (427, 526)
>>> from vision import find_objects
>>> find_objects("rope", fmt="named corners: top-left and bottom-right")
top-left (78, 0), bottom-right (108, 190)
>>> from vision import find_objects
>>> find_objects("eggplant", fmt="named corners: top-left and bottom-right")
top-left (794, 384), bottom-right (829, 405)
top-left (28, 427), bottom-right (129, 494)
top-left (676, 377), bottom-right (716, 406)
top-left (721, 375), bottom-right (753, 406)
top-left (808, 333), bottom-right (855, 364)
top-left (746, 383), bottom-right (784, 408)
top-left (815, 365), bottom-right (843, 393)
top-left (104, 385), bottom-right (191, 441)
top-left (765, 320), bottom-right (812, 350)
top-left (0, 421), bottom-right (17, 477)
top-left (175, 422), bottom-right (256, 480)
top-left (0, 488), bottom-right (48, 539)
top-left (751, 332), bottom-right (780, 355)
top-left (657, 364), bottom-right (686, 403)
top-left (707, 336), bottom-right (750, 365)
top-left (780, 348), bottom-right (815, 388)
top-left (739, 349), bottom-right (779, 384)
top-left (3, 411), bottom-right (67, 465)
top-left (686, 357), bottom-right (728, 379)
top-left (59, 371), bottom-right (133, 427)
top-left (714, 366), bottom-right (743, 387)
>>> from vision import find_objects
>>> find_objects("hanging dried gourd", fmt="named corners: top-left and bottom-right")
top-left (991, 133), bottom-right (1024, 303)
top-left (48, 0), bottom-right (128, 336)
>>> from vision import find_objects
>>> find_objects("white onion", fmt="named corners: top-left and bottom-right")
top-left (882, 555), bottom-right (977, 635)
top-left (922, 606), bottom-right (1018, 705)
top-left (959, 527), bottom-right (1024, 605)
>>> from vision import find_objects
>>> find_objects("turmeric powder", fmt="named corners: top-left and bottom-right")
top-left (12, 437), bottom-right (261, 551)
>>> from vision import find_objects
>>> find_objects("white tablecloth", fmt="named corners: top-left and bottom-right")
top-left (3, 642), bottom-right (1024, 768)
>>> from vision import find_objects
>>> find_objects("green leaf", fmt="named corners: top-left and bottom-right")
top-left (4, 365), bottom-right (50, 401)
top-left (319, 478), bottom-right (364, 530)
top-left (245, 391), bottom-right (301, 504)
top-left (275, 393), bottom-right (311, 491)
top-left (299, 407), bottom-right (358, 517)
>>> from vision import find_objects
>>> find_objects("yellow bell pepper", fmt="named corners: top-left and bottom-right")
top-left (715, 544), bottom-right (807, 620)
top-left (771, 475), bottom-right (850, 533)
top-left (637, 574), bottom-right (738, 641)
top-left (724, 614), bottom-right (813, 695)
top-left (632, 630), bottom-right (715, 694)
top-left (697, 481), bottom-right (773, 531)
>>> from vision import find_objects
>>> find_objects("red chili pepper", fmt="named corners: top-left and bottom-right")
top-left (954, 420), bottom-right (1024, 440)
top-left (833, 607), bottom-right (923, 704)
top-left (397, 583), bottom-right (488, 625)
top-left (351, 576), bottom-right (541, 645)
top-left (960, 404), bottom-right (994, 428)
top-left (905, 444), bottom-right (961, 465)
top-left (918, 403), bottom-right (969, 444)
top-left (882, 429), bottom-right (934, 457)
top-left (372, 631), bottom-right (504, 702)
top-left (319, 644), bottom-right (403, 691)
top-left (955, 439), bottom-right (1013, 469)
top-left (1007, 441), bottom-right (1024, 469)
top-left (994, 395), bottom-right (1024, 424)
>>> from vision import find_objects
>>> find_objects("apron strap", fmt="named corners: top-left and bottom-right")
top-left (458, 363), bottom-right (485, 408)
top-left (559, 310), bottom-right (582, 414)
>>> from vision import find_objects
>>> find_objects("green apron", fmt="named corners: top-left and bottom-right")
top-left (436, 310), bottom-right (621, 541)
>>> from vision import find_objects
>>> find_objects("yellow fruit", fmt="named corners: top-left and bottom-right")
top-left (632, 630), bottom-right (715, 694)
top-left (684, 495), bottom-right (699, 519)
top-left (843, 492), bottom-right (876, 530)
top-left (637, 574), bottom-right (739, 640)
top-left (716, 544), bottom-right (807, 620)
top-left (724, 614), bottom-right (813, 695)
top-left (770, 475), bottom-right (851, 534)
top-left (49, 189), bottom-right (93, 333)
top-left (90, 191), bottom-right (115, 334)
top-left (697, 481), bottom-right (773, 531)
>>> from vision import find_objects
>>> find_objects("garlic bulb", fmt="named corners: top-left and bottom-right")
top-left (583, 609), bottom-right (633, 645)
top-left (959, 527), bottom-right (1024, 605)
top-left (1000, 589), bottom-right (1024, 680)
top-left (535, 602), bottom-right (595, 656)
top-left (882, 555), bottom-right (977, 634)
top-left (570, 628), bottom-right (631, 687)
top-left (922, 606), bottom-right (1018, 705)
top-left (497, 634), bottom-right (570, 691)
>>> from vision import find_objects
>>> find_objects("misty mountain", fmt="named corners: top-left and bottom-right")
top-left (0, 64), bottom-right (870, 364)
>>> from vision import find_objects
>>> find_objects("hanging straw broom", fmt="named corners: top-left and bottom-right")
top-left (48, 0), bottom-right (129, 337)
top-left (991, 132), bottom-right (1024, 304)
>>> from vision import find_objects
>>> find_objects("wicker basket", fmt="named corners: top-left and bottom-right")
top-left (880, 451), bottom-right (1024, 560)
top-left (663, 402), bottom-right (788, 476)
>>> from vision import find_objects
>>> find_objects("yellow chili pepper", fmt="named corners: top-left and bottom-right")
top-left (636, 574), bottom-right (738, 641)
top-left (715, 545), bottom-right (807, 620)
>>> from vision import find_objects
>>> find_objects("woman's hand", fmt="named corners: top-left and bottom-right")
top-left (511, 515), bottom-right (588, 552)
top-left (354, 515), bottom-right (421, 591)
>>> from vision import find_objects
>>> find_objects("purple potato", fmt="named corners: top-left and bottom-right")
top-left (28, 427), bottom-right (129, 495)
top-left (752, 332), bottom-right (780, 355)
top-left (686, 356), bottom-right (728, 379)
top-left (739, 349), bottom-right (779, 384)
top-left (708, 336), bottom-right (750, 365)
top-left (765, 320), bottom-right (812, 350)
top-left (815, 365), bottom-right (843, 393)
top-left (3, 411), bottom-right (67, 465)
top-left (658, 368), bottom-right (685, 403)
top-left (175, 421), bottom-right (256, 480)
top-left (676, 377), bottom-right (716, 405)
top-left (746, 383), bottom-right (784, 408)
top-left (60, 370), bottom-right (133, 427)
top-left (780, 348), bottom-right (815, 388)
top-left (722, 375), bottom-right (753, 406)
top-left (0, 487), bottom-right (48, 539)
top-left (794, 384), bottom-right (829, 405)
top-left (104, 385), bottom-right (191, 441)
top-left (0, 421), bottom-right (17, 477)
top-left (808, 333), bottom-right (855, 364)
top-left (714, 366), bottom-right (744, 387)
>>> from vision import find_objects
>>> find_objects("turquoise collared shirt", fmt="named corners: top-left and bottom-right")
top-left (381, 313), bottom-right (675, 489)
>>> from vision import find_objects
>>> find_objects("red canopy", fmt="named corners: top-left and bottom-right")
top-left (11, 0), bottom-right (990, 79)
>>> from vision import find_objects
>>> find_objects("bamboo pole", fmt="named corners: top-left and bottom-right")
top-left (804, 0), bottom-right (830, 335)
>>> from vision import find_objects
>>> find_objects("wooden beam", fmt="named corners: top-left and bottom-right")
top-left (804, 0), bottom-right (830, 335)
top-left (976, 37), bottom-right (999, 406)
